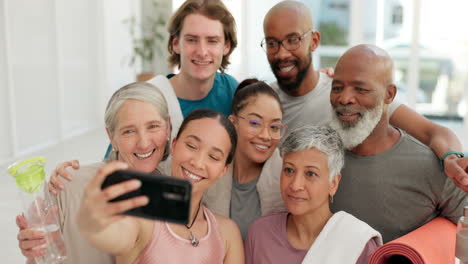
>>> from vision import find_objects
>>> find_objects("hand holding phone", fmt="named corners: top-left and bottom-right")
top-left (101, 170), bottom-right (192, 225)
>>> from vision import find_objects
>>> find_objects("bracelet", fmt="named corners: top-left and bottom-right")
top-left (440, 151), bottom-right (464, 169)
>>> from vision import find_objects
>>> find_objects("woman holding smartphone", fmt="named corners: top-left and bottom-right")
top-left (76, 109), bottom-right (243, 264)
top-left (16, 84), bottom-right (243, 263)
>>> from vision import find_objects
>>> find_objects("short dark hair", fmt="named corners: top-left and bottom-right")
top-left (231, 78), bottom-right (283, 115)
top-left (176, 109), bottom-right (237, 164)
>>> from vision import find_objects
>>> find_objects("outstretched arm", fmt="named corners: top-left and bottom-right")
top-left (76, 161), bottom-right (147, 255)
top-left (390, 104), bottom-right (468, 191)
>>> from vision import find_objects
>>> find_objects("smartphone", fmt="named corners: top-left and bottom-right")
top-left (101, 169), bottom-right (192, 225)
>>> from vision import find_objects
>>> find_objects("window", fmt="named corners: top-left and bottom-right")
top-left (392, 5), bottom-right (403, 25)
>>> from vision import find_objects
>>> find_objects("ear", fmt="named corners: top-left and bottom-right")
top-left (228, 115), bottom-right (239, 131)
top-left (228, 114), bottom-right (236, 123)
top-left (172, 35), bottom-right (181, 54)
top-left (223, 40), bottom-right (231, 56)
top-left (329, 173), bottom-right (342, 196)
top-left (170, 137), bottom-right (177, 157)
top-left (384, 84), bottom-right (397, 104)
top-left (166, 116), bottom-right (172, 138)
top-left (220, 164), bottom-right (230, 179)
top-left (309, 31), bottom-right (321, 52)
top-left (106, 128), bottom-right (117, 150)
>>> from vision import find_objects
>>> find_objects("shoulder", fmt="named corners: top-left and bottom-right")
top-left (318, 72), bottom-right (332, 86)
top-left (399, 130), bottom-right (438, 157)
top-left (314, 72), bottom-right (332, 93)
top-left (211, 211), bottom-right (242, 251)
top-left (213, 211), bottom-right (239, 235)
top-left (249, 211), bottom-right (287, 233)
top-left (63, 162), bottom-right (104, 189)
top-left (146, 74), bottom-right (171, 88)
top-left (215, 72), bottom-right (238, 90)
top-left (268, 81), bottom-right (282, 95)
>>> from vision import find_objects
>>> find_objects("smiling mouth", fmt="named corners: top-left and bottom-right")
top-left (279, 65), bottom-right (295, 72)
top-left (253, 143), bottom-right (270, 151)
top-left (182, 167), bottom-right (205, 182)
top-left (134, 149), bottom-right (155, 159)
top-left (193, 60), bottom-right (211, 65)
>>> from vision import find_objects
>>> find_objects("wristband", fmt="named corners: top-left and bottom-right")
top-left (440, 151), bottom-right (464, 169)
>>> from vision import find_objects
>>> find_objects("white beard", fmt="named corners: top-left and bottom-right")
top-left (330, 102), bottom-right (384, 150)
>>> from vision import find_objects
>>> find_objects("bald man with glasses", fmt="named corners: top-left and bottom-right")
top-left (262, 0), bottom-right (468, 191)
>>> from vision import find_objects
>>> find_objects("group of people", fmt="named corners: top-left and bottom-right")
top-left (16, 0), bottom-right (467, 263)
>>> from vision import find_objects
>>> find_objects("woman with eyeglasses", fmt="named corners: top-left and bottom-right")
top-left (203, 79), bottom-right (287, 239)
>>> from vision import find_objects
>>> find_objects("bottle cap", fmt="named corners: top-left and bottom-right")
top-left (7, 157), bottom-right (46, 194)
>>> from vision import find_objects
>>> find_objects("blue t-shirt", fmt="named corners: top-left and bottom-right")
top-left (167, 72), bottom-right (238, 117)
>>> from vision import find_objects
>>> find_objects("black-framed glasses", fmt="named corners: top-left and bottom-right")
top-left (237, 115), bottom-right (287, 139)
top-left (260, 29), bottom-right (316, 54)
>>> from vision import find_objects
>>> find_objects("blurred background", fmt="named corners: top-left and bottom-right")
top-left (1, 0), bottom-right (467, 262)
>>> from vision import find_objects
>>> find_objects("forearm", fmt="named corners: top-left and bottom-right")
top-left (389, 104), bottom-right (463, 158)
top-left (425, 125), bottom-right (463, 158)
top-left (79, 218), bottom-right (138, 255)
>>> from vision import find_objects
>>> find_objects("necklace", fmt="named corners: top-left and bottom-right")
top-left (185, 201), bottom-right (202, 247)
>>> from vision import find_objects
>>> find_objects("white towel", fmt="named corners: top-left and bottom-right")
top-left (302, 211), bottom-right (383, 264)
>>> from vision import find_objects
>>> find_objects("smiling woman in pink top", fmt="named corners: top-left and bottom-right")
top-left (76, 109), bottom-right (244, 264)
top-left (245, 125), bottom-right (382, 264)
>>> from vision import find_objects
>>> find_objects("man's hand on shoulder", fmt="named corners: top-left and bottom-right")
top-left (444, 156), bottom-right (468, 192)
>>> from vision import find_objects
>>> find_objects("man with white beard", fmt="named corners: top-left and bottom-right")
top-left (262, 0), bottom-right (468, 192)
top-left (329, 44), bottom-right (467, 243)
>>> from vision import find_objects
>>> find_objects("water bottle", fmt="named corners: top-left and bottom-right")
top-left (8, 157), bottom-right (67, 264)
top-left (456, 206), bottom-right (468, 264)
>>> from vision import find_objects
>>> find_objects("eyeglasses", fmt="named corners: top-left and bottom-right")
top-left (260, 29), bottom-right (316, 54)
top-left (237, 116), bottom-right (287, 139)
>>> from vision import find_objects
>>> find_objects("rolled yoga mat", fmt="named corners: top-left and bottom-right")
top-left (369, 217), bottom-right (456, 264)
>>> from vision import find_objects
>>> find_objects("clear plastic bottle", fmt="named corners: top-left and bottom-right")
top-left (456, 206), bottom-right (468, 264)
top-left (8, 157), bottom-right (67, 264)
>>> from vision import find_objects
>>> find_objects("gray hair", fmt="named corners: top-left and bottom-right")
top-left (280, 125), bottom-right (345, 182)
top-left (104, 82), bottom-right (170, 161)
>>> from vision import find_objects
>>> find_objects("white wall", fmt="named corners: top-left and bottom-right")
top-left (0, 0), bottom-right (137, 169)
top-left (0, 0), bottom-right (136, 261)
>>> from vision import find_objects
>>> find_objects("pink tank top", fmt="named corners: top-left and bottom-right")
top-left (134, 206), bottom-right (225, 264)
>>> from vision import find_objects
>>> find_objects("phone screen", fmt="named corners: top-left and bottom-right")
top-left (101, 170), bottom-right (192, 225)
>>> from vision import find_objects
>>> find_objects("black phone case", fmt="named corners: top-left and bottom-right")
top-left (101, 170), bottom-right (192, 225)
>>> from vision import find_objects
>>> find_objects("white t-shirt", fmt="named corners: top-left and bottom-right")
top-left (270, 72), bottom-right (401, 136)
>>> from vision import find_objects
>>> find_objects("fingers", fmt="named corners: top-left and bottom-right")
top-left (104, 195), bottom-right (149, 216)
top-left (88, 161), bottom-right (129, 191)
top-left (319, 67), bottom-right (334, 77)
top-left (100, 179), bottom-right (148, 215)
top-left (19, 236), bottom-right (46, 251)
top-left (71, 160), bottom-right (80, 169)
top-left (22, 248), bottom-right (46, 258)
top-left (16, 215), bottom-right (28, 229)
top-left (48, 160), bottom-right (80, 194)
top-left (17, 228), bottom-right (46, 258)
top-left (48, 171), bottom-right (64, 194)
top-left (55, 160), bottom-right (78, 181)
top-left (101, 179), bottom-right (141, 201)
top-left (445, 157), bottom-right (468, 192)
top-left (17, 229), bottom-right (45, 241)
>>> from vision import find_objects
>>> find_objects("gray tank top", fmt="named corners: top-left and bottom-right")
top-left (230, 176), bottom-right (261, 240)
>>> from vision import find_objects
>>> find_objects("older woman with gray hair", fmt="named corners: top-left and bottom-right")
top-left (244, 125), bottom-right (383, 264)
top-left (16, 82), bottom-right (171, 264)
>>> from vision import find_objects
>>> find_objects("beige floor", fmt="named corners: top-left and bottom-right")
top-left (0, 127), bottom-right (108, 263)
